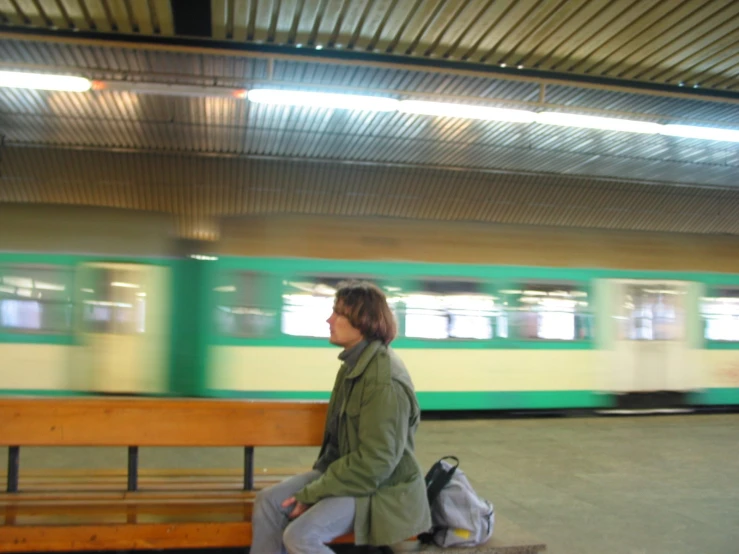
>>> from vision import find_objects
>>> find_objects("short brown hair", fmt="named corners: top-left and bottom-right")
top-left (334, 280), bottom-right (397, 345)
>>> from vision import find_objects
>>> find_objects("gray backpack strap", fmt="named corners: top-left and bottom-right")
top-left (424, 455), bottom-right (459, 506)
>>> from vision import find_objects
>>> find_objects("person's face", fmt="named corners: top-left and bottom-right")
top-left (327, 301), bottom-right (364, 350)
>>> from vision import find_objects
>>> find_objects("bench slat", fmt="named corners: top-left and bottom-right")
top-left (1, 467), bottom-right (311, 478)
top-left (7, 477), bottom-right (283, 493)
top-left (4, 500), bottom-right (251, 521)
top-left (0, 521), bottom-right (252, 552)
top-left (2, 491), bottom-right (258, 503)
top-left (0, 523), bottom-right (355, 553)
top-left (0, 399), bottom-right (328, 447)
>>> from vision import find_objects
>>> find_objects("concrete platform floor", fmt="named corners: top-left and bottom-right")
top-left (3, 413), bottom-right (738, 554)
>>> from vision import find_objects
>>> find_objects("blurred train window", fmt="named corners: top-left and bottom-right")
top-left (702, 288), bottom-right (739, 341)
top-left (404, 280), bottom-right (501, 340)
top-left (281, 277), bottom-right (383, 338)
top-left (81, 268), bottom-right (147, 334)
top-left (214, 272), bottom-right (274, 337)
top-left (0, 266), bottom-right (74, 333)
top-left (505, 284), bottom-right (590, 341)
top-left (621, 285), bottom-right (683, 341)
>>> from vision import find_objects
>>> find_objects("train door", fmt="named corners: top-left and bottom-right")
top-left (70, 262), bottom-right (170, 394)
top-left (603, 279), bottom-right (699, 406)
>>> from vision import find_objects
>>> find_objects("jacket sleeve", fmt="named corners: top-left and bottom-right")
top-left (295, 377), bottom-right (410, 503)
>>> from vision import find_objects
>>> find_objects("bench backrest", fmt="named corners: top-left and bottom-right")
top-left (0, 398), bottom-right (328, 447)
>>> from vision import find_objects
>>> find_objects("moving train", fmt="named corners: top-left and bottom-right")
top-left (1, 204), bottom-right (738, 411)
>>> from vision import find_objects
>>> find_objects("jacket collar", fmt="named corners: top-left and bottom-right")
top-left (338, 338), bottom-right (368, 369)
top-left (344, 340), bottom-right (383, 380)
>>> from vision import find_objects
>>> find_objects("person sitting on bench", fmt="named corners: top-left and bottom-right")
top-left (251, 281), bottom-right (431, 554)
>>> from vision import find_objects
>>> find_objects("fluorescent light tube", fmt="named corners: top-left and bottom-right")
top-left (0, 70), bottom-right (91, 92)
top-left (247, 89), bottom-right (399, 111)
top-left (536, 112), bottom-right (661, 134)
top-left (660, 125), bottom-right (739, 143)
top-left (400, 100), bottom-right (536, 123)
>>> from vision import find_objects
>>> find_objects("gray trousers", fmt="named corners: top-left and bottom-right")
top-left (250, 470), bottom-right (356, 554)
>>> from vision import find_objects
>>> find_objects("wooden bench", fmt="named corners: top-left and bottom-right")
top-left (0, 398), bottom-right (545, 553)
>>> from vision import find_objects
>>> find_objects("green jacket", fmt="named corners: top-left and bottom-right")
top-left (294, 340), bottom-right (432, 546)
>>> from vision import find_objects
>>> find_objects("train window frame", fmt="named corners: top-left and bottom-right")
top-left (0, 264), bottom-right (75, 336)
top-left (212, 270), bottom-right (277, 339)
top-left (618, 283), bottom-right (686, 342)
top-left (501, 280), bottom-right (593, 343)
top-left (397, 277), bottom-right (504, 343)
top-left (280, 274), bottom-right (391, 340)
top-left (701, 286), bottom-right (739, 344)
top-left (77, 264), bottom-right (151, 336)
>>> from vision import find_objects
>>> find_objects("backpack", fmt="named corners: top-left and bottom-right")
top-left (418, 456), bottom-right (495, 548)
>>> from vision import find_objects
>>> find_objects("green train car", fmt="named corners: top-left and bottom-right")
top-left (1, 207), bottom-right (738, 411)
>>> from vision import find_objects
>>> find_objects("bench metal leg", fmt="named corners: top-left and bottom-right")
top-left (7, 446), bottom-right (19, 493)
top-left (244, 446), bottom-right (254, 490)
top-left (127, 446), bottom-right (138, 492)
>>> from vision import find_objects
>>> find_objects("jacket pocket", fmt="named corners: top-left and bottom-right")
top-left (341, 386), bottom-right (361, 451)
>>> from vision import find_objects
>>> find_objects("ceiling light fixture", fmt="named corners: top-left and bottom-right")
top-left (535, 112), bottom-right (662, 134)
top-left (399, 100), bottom-right (536, 123)
top-left (247, 89), bottom-right (399, 111)
top-left (660, 124), bottom-right (739, 143)
top-left (0, 70), bottom-right (91, 92)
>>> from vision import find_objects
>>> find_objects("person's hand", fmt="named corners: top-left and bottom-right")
top-left (281, 496), bottom-right (310, 519)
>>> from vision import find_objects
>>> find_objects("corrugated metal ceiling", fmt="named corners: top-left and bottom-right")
top-left (0, 1), bottom-right (738, 238)
top-left (2, 0), bottom-right (737, 91)
top-left (4, 145), bottom-right (739, 241)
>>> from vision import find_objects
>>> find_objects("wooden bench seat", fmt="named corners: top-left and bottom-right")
top-left (0, 398), bottom-right (545, 553)
top-left (0, 496), bottom-right (359, 551)
top-left (1, 498), bottom-right (543, 554)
